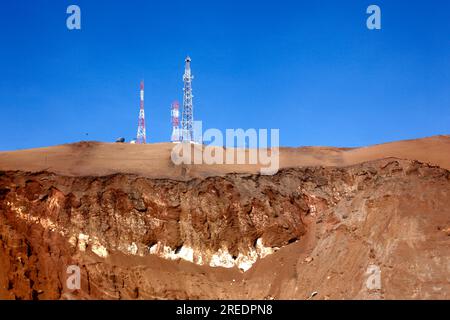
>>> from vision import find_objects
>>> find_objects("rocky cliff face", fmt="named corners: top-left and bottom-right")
top-left (0, 158), bottom-right (449, 299)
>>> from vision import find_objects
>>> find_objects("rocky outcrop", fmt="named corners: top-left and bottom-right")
top-left (0, 158), bottom-right (449, 299)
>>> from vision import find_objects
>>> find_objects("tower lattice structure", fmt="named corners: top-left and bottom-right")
top-left (181, 56), bottom-right (194, 142)
top-left (136, 81), bottom-right (146, 144)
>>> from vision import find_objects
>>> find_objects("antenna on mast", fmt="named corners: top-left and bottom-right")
top-left (136, 80), bottom-right (147, 144)
top-left (181, 57), bottom-right (194, 142)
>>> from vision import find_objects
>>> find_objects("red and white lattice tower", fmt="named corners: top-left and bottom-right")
top-left (136, 81), bottom-right (146, 144)
top-left (171, 101), bottom-right (181, 142)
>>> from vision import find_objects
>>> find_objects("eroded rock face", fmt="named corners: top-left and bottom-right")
top-left (0, 170), bottom-right (311, 271)
top-left (0, 159), bottom-right (449, 300)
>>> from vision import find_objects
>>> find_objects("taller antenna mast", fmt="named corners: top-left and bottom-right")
top-left (181, 57), bottom-right (194, 142)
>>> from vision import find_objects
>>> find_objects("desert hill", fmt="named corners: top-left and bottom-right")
top-left (0, 135), bottom-right (449, 178)
top-left (0, 135), bottom-right (449, 300)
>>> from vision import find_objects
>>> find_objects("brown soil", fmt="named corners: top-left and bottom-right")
top-left (0, 135), bottom-right (449, 179)
top-left (0, 136), bottom-right (449, 300)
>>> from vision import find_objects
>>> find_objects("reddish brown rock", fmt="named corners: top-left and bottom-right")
top-left (0, 159), bottom-right (449, 299)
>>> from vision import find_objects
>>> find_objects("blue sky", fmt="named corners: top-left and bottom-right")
top-left (0, 0), bottom-right (449, 150)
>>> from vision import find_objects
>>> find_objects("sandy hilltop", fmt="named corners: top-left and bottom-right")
top-left (0, 135), bottom-right (449, 179)
top-left (0, 135), bottom-right (449, 300)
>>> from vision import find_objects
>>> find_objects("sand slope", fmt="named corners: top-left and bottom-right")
top-left (0, 135), bottom-right (449, 179)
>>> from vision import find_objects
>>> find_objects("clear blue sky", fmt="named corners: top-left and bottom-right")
top-left (0, 0), bottom-right (449, 150)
